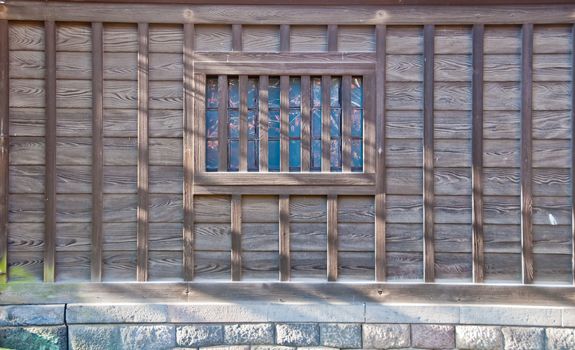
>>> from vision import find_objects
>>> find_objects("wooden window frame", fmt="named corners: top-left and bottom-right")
top-left (193, 56), bottom-right (377, 189)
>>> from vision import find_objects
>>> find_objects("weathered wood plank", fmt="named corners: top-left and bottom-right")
top-left (327, 194), bottom-right (338, 281)
top-left (92, 22), bottom-right (103, 282)
top-left (0, 19), bottom-right (8, 283)
top-left (195, 25), bottom-right (232, 52)
top-left (232, 24), bottom-right (242, 52)
top-left (291, 26), bottom-right (327, 52)
top-left (231, 194), bottom-right (241, 281)
top-left (375, 24), bottom-right (386, 282)
top-left (338, 25), bottom-right (375, 53)
top-left (327, 24), bottom-right (337, 52)
top-left (243, 25), bottom-right (279, 53)
top-left (44, 20), bottom-right (56, 283)
top-left (280, 24), bottom-right (290, 52)
top-left (183, 23), bottom-right (194, 281)
top-left (572, 23), bottom-right (575, 286)
top-left (137, 23), bottom-right (149, 282)
top-left (279, 194), bottom-right (290, 281)
top-left (521, 23), bottom-right (534, 285)
top-left (149, 24), bottom-right (183, 54)
top-left (423, 24), bottom-right (435, 283)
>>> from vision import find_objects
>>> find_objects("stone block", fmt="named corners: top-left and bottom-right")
top-left (411, 324), bottom-right (455, 349)
top-left (0, 305), bottom-right (64, 326)
top-left (176, 324), bottom-right (224, 347)
top-left (69, 325), bottom-right (121, 350)
top-left (362, 324), bottom-right (410, 349)
top-left (168, 303), bottom-right (268, 323)
top-left (120, 324), bottom-right (176, 350)
top-left (267, 303), bottom-right (364, 323)
top-left (276, 323), bottom-right (320, 347)
top-left (224, 323), bottom-right (274, 345)
top-left (365, 304), bottom-right (459, 324)
top-left (461, 306), bottom-right (561, 326)
top-left (546, 328), bottom-right (575, 350)
top-left (501, 327), bottom-right (544, 350)
top-left (0, 325), bottom-right (67, 350)
top-left (67, 304), bottom-right (168, 324)
top-left (456, 325), bottom-right (503, 350)
top-left (319, 323), bottom-right (361, 348)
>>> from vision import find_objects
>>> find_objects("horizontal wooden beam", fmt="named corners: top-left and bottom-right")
top-left (193, 185), bottom-right (376, 195)
top-left (3, 282), bottom-right (575, 306)
top-left (11, 0), bottom-right (575, 5)
top-left (5, 2), bottom-right (574, 24)
top-left (195, 62), bottom-right (374, 76)
top-left (194, 173), bottom-right (375, 186)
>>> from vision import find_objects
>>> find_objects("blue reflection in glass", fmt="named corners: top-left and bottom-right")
top-left (228, 110), bottom-right (240, 139)
top-left (351, 139), bottom-right (363, 171)
top-left (351, 77), bottom-right (363, 108)
top-left (206, 78), bottom-right (219, 108)
top-left (351, 109), bottom-right (363, 138)
top-left (228, 140), bottom-right (239, 171)
top-left (311, 109), bottom-right (322, 138)
top-left (268, 140), bottom-right (280, 172)
top-left (268, 110), bottom-right (280, 139)
top-left (269, 77), bottom-right (281, 109)
top-left (289, 140), bottom-right (301, 171)
top-left (330, 139), bottom-right (341, 171)
top-left (330, 77), bottom-right (341, 108)
top-left (248, 78), bottom-right (258, 109)
top-left (248, 140), bottom-right (259, 171)
top-left (311, 139), bottom-right (322, 171)
top-left (289, 77), bottom-right (301, 108)
top-left (311, 78), bottom-right (322, 107)
top-left (289, 110), bottom-right (301, 138)
top-left (330, 109), bottom-right (341, 138)
top-left (206, 110), bottom-right (219, 138)
top-left (206, 140), bottom-right (219, 171)
top-left (248, 110), bottom-right (258, 139)
top-left (228, 78), bottom-right (239, 108)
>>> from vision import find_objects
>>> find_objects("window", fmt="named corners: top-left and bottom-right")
top-left (204, 74), bottom-right (364, 173)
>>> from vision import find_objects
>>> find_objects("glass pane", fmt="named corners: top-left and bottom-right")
top-left (228, 110), bottom-right (240, 139)
top-left (248, 78), bottom-right (258, 109)
top-left (228, 140), bottom-right (239, 171)
top-left (206, 78), bottom-right (219, 108)
top-left (311, 77), bottom-right (322, 107)
top-left (206, 110), bottom-right (219, 138)
top-left (351, 77), bottom-right (363, 108)
top-left (351, 109), bottom-right (363, 138)
top-left (206, 140), bottom-right (219, 171)
top-left (330, 139), bottom-right (342, 171)
top-left (228, 78), bottom-right (239, 108)
top-left (248, 110), bottom-right (258, 139)
top-left (248, 140), bottom-right (259, 171)
top-left (289, 77), bottom-right (301, 108)
top-left (289, 140), bottom-right (301, 171)
top-left (268, 110), bottom-right (280, 139)
top-left (311, 139), bottom-right (322, 171)
top-left (269, 140), bottom-right (280, 172)
top-left (351, 139), bottom-right (363, 171)
top-left (289, 110), bottom-right (301, 138)
top-left (330, 108), bottom-right (341, 138)
top-left (311, 109), bottom-right (322, 138)
top-left (330, 77), bottom-right (341, 108)
top-left (269, 77), bottom-right (281, 109)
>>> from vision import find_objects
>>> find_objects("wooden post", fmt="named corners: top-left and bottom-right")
top-left (0, 19), bottom-right (9, 283)
top-left (231, 194), bottom-right (242, 281)
top-left (279, 195), bottom-right (290, 281)
top-left (327, 194), bottom-right (338, 281)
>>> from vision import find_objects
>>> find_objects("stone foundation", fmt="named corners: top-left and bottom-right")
top-left (1, 304), bottom-right (575, 349)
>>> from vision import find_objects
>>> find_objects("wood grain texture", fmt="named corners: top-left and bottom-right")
top-left (195, 25), bottom-right (232, 52)
top-left (44, 20), bottom-right (56, 283)
top-left (232, 24), bottom-right (242, 52)
top-left (92, 22), bottom-right (103, 282)
top-left (572, 24), bottom-right (575, 286)
top-left (521, 23), bottom-right (534, 285)
top-left (231, 194), bottom-right (241, 281)
top-left (137, 23), bottom-right (149, 282)
top-left (149, 24), bottom-right (183, 54)
top-left (290, 26), bottom-right (327, 52)
top-left (183, 23), bottom-right (194, 281)
top-left (327, 194), bottom-right (338, 281)
top-left (243, 25), bottom-right (279, 52)
top-left (423, 24), bottom-right (435, 283)
top-left (0, 19), bottom-right (8, 283)
top-left (280, 24), bottom-right (290, 52)
top-left (338, 26), bottom-right (375, 53)
top-left (375, 25), bottom-right (386, 282)
top-left (279, 194), bottom-right (290, 281)
top-left (327, 25), bottom-right (337, 52)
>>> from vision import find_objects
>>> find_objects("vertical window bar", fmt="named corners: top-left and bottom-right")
top-left (342, 75), bottom-right (352, 172)
top-left (228, 77), bottom-right (240, 171)
top-left (259, 76), bottom-right (269, 172)
top-left (268, 77), bottom-right (281, 172)
top-left (218, 75), bottom-right (228, 171)
top-left (289, 77), bottom-right (302, 172)
top-left (301, 76), bottom-right (311, 172)
top-left (280, 75), bottom-right (290, 172)
top-left (239, 75), bottom-right (248, 172)
top-left (321, 75), bottom-right (331, 172)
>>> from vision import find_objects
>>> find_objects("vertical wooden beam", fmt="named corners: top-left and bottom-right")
top-left (91, 22), bottom-right (104, 282)
top-left (183, 23), bottom-right (195, 281)
top-left (232, 24), bottom-right (242, 52)
top-left (321, 75), bottom-right (331, 172)
top-left (472, 24), bottom-right (485, 284)
top-left (423, 24), bottom-right (435, 283)
top-left (280, 75), bottom-right (289, 172)
top-left (280, 24), bottom-right (290, 52)
top-left (521, 23), bottom-right (534, 285)
top-left (342, 75), bottom-right (352, 172)
top-left (44, 20), bottom-right (57, 283)
top-left (572, 23), bottom-right (575, 286)
top-left (301, 76), bottom-right (311, 172)
top-left (231, 194), bottom-right (242, 281)
top-left (375, 24), bottom-right (387, 282)
top-left (259, 76), bottom-right (269, 172)
top-left (0, 19), bottom-right (9, 284)
top-left (137, 22), bottom-right (149, 282)
top-left (327, 24), bottom-right (338, 52)
top-left (239, 75), bottom-right (248, 172)
top-left (364, 74), bottom-right (376, 174)
top-left (218, 75), bottom-right (228, 172)
top-left (327, 194), bottom-right (338, 281)
top-left (279, 195), bottom-right (290, 281)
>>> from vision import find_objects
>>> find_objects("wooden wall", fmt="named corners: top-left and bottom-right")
top-left (1, 3), bottom-right (574, 286)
